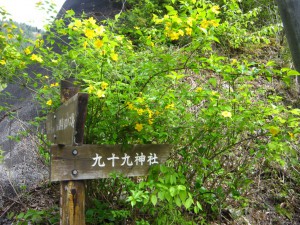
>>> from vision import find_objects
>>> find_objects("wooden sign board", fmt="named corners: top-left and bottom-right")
top-left (46, 93), bottom-right (88, 145)
top-left (50, 144), bottom-right (172, 181)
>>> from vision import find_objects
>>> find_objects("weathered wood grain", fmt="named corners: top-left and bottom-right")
top-left (46, 93), bottom-right (88, 145)
top-left (51, 144), bottom-right (172, 181)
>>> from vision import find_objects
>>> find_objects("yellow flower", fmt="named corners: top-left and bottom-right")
top-left (200, 19), bottom-right (209, 29)
top-left (46, 100), bottom-right (52, 106)
top-left (0, 60), bottom-right (6, 65)
top-left (95, 26), bottom-right (105, 36)
top-left (96, 90), bottom-right (105, 98)
top-left (165, 103), bottom-right (175, 109)
top-left (221, 111), bottom-right (232, 118)
top-left (111, 53), bottom-right (118, 61)
top-left (148, 119), bottom-right (153, 125)
top-left (168, 31), bottom-right (180, 40)
top-left (178, 29), bottom-right (184, 36)
top-left (94, 39), bottom-right (104, 48)
top-left (84, 29), bottom-right (95, 39)
top-left (101, 81), bottom-right (108, 90)
top-left (44, 76), bottom-right (49, 79)
top-left (269, 126), bottom-right (280, 136)
top-left (147, 109), bottom-right (153, 118)
top-left (288, 132), bottom-right (294, 139)
top-left (135, 123), bottom-right (143, 132)
top-left (211, 5), bottom-right (220, 14)
top-left (24, 47), bottom-right (31, 55)
top-left (74, 19), bottom-right (82, 28)
top-left (136, 108), bottom-right (144, 115)
top-left (185, 27), bottom-right (192, 36)
top-left (126, 102), bottom-right (134, 110)
top-left (165, 22), bottom-right (172, 31)
top-left (187, 17), bottom-right (194, 27)
top-left (195, 87), bottom-right (202, 92)
top-left (87, 17), bottom-right (96, 25)
top-left (51, 59), bottom-right (58, 64)
top-left (30, 54), bottom-right (43, 63)
top-left (209, 20), bottom-right (219, 27)
top-left (50, 82), bottom-right (59, 87)
top-left (231, 58), bottom-right (238, 65)
top-left (88, 85), bottom-right (95, 94)
top-left (83, 41), bottom-right (88, 49)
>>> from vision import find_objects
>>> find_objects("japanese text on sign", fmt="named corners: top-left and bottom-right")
top-left (91, 152), bottom-right (158, 168)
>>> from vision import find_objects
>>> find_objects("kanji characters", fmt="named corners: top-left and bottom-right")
top-left (91, 153), bottom-right (159, 167)
top-left (91, 153), bottom-right (105, 167)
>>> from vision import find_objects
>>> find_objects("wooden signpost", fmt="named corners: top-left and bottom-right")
top-left (46, 80), bottom-right (171, 225)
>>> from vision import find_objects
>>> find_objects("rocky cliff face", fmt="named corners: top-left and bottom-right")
top-left (0, 0), bottom-right (123, 208)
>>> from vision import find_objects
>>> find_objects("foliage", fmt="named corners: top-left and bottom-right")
top-left (10, 208), bottom-right (59, 225)
top-left (1, 0), bottom-right (300, 224)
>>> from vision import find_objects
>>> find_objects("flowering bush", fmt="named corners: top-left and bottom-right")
top-left (1, 0), bottom-right (300, 223)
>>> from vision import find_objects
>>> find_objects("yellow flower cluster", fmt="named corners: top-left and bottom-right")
top-left (50, 82), bottom-right (59, 87)
top-left (165, 103), bottom-right (175, 110)
top-left (221, 111), bottom-right (232, 118)
top-left (152, 4), bottom-right (221, 41)
top-left (46, 100), bottom-right (53, 106)
top-left (84, 29), bottom-right (96, 39)
top-left (86, 81), bottom-right (109, 98)
top-left (135, 123), bottom-right (143, 132)
top-left (24, 47), bottom-right (31, 55)
top-left (101, 81), bottom-right (108, 90)
top-left (126, 101), bottom-right (155, 126)
top-left (0, 60), bottom-right (6, 65)
top-left (110, 53), bottom-right (118, 61)
top-left (211, 5), bottom-right (220, 14)
top-left (30, 54), bottom-right (43, 63)
top-left (200, 19), bottom-right (219, 29)
top-left (94, 39), bottom-right (103, 48)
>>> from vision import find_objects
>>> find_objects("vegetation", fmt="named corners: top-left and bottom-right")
top-left (1, 0), bottom-right (300, 224)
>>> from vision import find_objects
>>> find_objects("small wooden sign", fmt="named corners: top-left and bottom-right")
top-left (46, 93), bottom-right (88, 145)
top-left (50, 144), bottom-right (172, 181)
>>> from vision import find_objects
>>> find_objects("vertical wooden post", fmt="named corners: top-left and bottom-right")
top-left (60, 78), bottom-right (86, 225)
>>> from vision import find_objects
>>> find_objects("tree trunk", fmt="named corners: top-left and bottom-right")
top-left (276, 0), bottom-right (300, 85)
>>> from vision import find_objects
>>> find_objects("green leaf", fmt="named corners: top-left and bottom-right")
top-left (179, 190), bottom-right (187, 202)
top-left (290, 108), bottom-right (300, 115)
top-left (177, 185), bottom-right (186, 191)
top-left (287, 69), bottom-right (300, 76)
top-left (266, 61), bottom-right (275, 67)
top-left (158, 191), bottom-right (165, 201)
top-left (208, 78), bottom-right (217, 88)
top-left (175, 197), bottom-right (182, 207)
top-left (169, 187), bottom-right (176, 197)
top-left (196, 201), bottom-right (203, 210)
top-left (184, 198), bottom-right (193, 209)
top-left (151, 194), bottom-right (158, 206)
